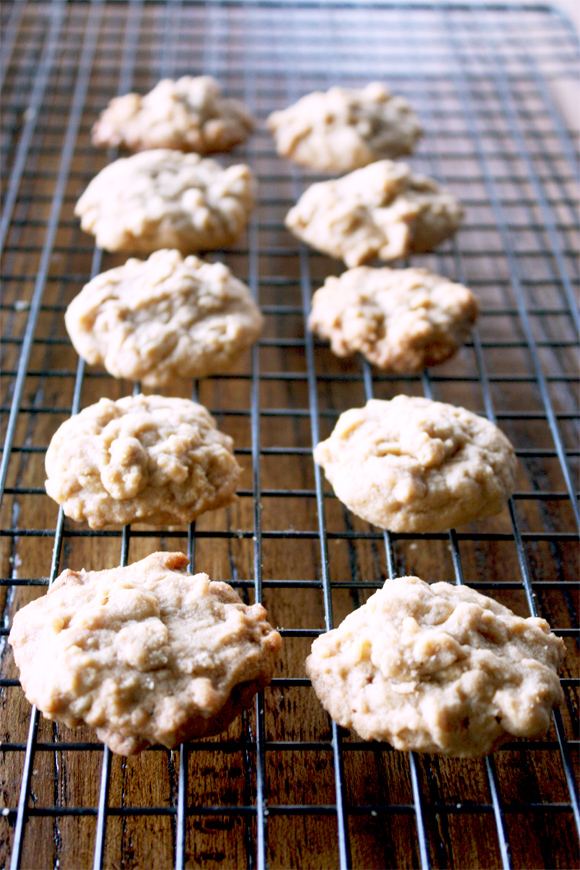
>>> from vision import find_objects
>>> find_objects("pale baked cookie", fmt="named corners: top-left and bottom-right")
top-left (308, 266), bottom-right (479, 373)
top-left (313, 396), bottom-right (517, 532)
top-left (267, 82), bottom-right (422, 173)
top-left (74, 149), bottom-right (255, 254)
top-left (9, 551), bottom-right (281, 754)
top-left (45, 394), bottom-right (241, 529)
top-left (306, 575), bottom-right (564, 757)
top-left (65, 250), bottom-right (264, 386)
top-left (92, 76), bottom-right (253, 154)
top-left (285, 160), bottom-right (462, 267)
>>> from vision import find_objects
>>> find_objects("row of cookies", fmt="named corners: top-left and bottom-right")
top-left (53, 81), bottom-right (259, 534)
top-left (268, 85), bottom-right (513, 533)
top-left (267, 84), bottom-right (566, 755)
top-left (10, 78), bottom-right (565, 762)
top-left (70, 79), bottom-right (259, 386)
top-left (56, 80), bottom-right (261, 523)
top-left (9, 552), bottom-right (564, 759)
top-left (271, 84), bottom-right (475, 378)
top-left (90, 74), bottom-right (423, 164)
top-left (10, 80), bottom-right (283, 757)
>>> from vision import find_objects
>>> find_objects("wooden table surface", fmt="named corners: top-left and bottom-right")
top-left (1, 2), bottom-right (578, 868)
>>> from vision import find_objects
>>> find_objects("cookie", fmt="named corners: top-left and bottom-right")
top-left (9, 551), bottom-right (282, 754)
top-left (306, 575), bottom-right (564, 757)
top-left (74, 149), bottom-right (255, 254)
top-left (313, 396), bottom-right (517, 532)
top-left (285, 160), bottom-right (462, 267)
top-left (308, 266), bottom-right (479, 373)
top-left (45, 394), bottom-right (241, 529)
top-left (92, 76), bottom-right (253, 154)
top-left (65, 250), bottom-right (264, 386)
top-left (267, 82), bottom-right (422, 173)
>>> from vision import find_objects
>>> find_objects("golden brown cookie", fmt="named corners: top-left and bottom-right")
top-left (65, 250), bottom-right (264, 386)
top-left (45, 394), bottom-right (241, 529)
top-left (267, 82), bottom-right (422, 172)
top-left (308, 266), bottom-right (478, 372)
top-left (306, 575), bottom-right (564, 756)
top-left (92, 76), bottom-right (253, 153)
top-left (313, 396), bottom-right (517, 532)
top-left (285, 160), bottom-right (462, 266)
top-left (75, 149), bottom-right (255, 254)
top-left (10, 552), bottom-right (281, 754)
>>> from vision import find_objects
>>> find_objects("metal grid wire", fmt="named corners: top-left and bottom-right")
top-left (1, 1), bottom-right (579, 868)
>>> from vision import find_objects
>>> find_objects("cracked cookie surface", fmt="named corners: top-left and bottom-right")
top-left (9, 551), bottom-right (282, 754)
top-left (267, 82), bottom-right (422, 172)
top-left (306, 575), bottom-right (564, 756)
top-left (45, 394), bottom-right (241, 529)
top-left (313, 396), bottom-right (517, 532)
top-left (75, 149), bottom-right (255, 254)
top-left (285, 160), bottom-right (462, 267)
top-left (92, 76), bottom-right (253, 153)
top-left (65, 250), bottom-right (264, 386)
top-left (308, 266), bottom-right (479, 372)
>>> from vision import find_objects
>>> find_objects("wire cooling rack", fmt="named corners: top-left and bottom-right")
top-left (1, 1), bottom-right (578, 868)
